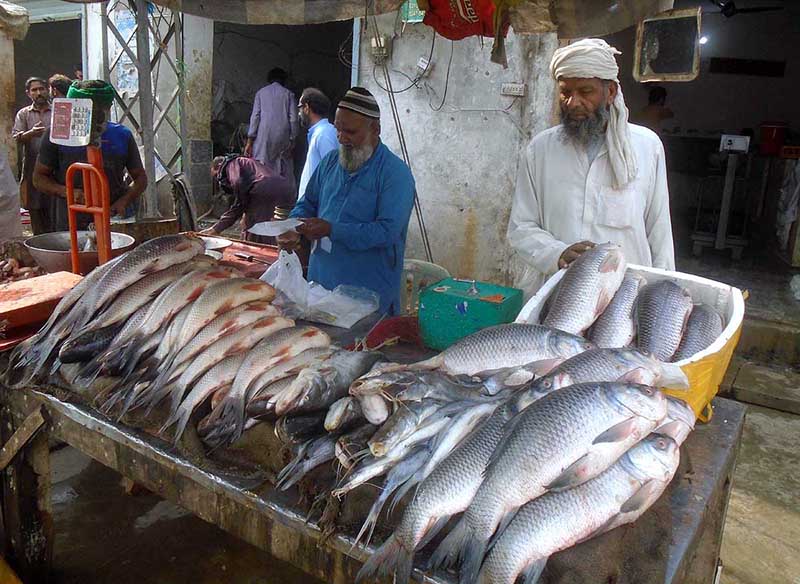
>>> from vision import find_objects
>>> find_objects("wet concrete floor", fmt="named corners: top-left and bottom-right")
top-left (51, 447), bottom-right (322, 584)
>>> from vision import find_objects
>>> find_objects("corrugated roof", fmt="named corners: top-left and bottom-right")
top-left (12, 0), bottom-right (81, 23)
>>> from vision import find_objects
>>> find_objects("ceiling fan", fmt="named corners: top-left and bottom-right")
top-left (706, 1), bottom-right (784, 17)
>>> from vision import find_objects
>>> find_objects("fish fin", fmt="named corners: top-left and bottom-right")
top-left (592, 417), bottom-right (638, 444)
top-left (417, 515), bottom-right (450, 551)
top-left (521, 557), bottom-right (548, 584)
top-left (594, 287), bottom-right (614, 319)
top-left (407, 355), bottom-right (443, 372)
top-left (598, 250), bottom-right (622, 273)
top-left (486, 508), bottom-right (518, 553)
top-left (388, 474), bottom-right (421, 516)
top-left (457, 530), bottom-right (487, 584)
top-left (544, 454), bottom-right (595, 491)
top-left (618, 367), bottom-right (649, 384)
top-left (620, 479), bottom-right (661, 515)
top-left (429, 517), bottom-right (468, 571)
top-left (355, 534), bottom-right (412, 584)
top-left (658, 362), bottom-right (689, 389)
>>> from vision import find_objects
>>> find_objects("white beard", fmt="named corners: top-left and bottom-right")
top-left (339, 143), bottom-right (375, 173)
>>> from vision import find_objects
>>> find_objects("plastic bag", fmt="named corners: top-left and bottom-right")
top-left (260, 250), bottom-right (379, 328)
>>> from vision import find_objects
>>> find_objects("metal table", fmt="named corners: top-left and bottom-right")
top-left (0, 380), bottom-right (745, 583)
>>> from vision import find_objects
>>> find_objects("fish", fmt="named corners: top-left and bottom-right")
top-left (672, 304), bottom-right (724, 362)
top-left (160, 352), bottom-right (248, 444)
top-left (272, 350), bottom-right (382, 417)
top-left (245, 375), bottom-right (298, 421)
top-left (636, 280), bottom-right (694, 361)
top-left (353, 324), bottom-right (592, 381)
top-left (202, 326), bottom-right (332, 447)
top-left (478, 435), bottom-right (680, 584)
top-left (58, 322), bottom-right (124, 363)
top-left (324, 396), bottom-right (366, 433)
top-left (248, 347), bottom-right (334, 405)
top-left (275, 413), bottom-right (327, 445)
top-left (588, 271), bottom-right (647, 348)
top-left (530, 348), bottom-right (688, 394)
top-left (350, 370), bottom-right (487, 403)
top-left (276, 434), bottom-right (337, 491)
top-left (543, 243), bottom-right (627, 334)
top-left (653, 396), bottom-right (696, 446)
top-left (335, 424), bottom-right (378, 471)
top-left (358, 393), bottom-right (392, 425)
top-left (367, 401), bottom-right (443, 457)
top-left (432, 382), bottom-right (667, 584)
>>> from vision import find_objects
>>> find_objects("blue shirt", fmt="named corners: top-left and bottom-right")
top-left (290, 142), bottom-right (415, 316)
top-left (298, 119), bottom-right (338, 198)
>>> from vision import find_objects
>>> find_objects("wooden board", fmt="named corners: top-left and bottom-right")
top-left (0, 271), bottom-right (82, 330)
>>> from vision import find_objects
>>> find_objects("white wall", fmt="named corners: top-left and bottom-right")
top-left (359, 15), bottom-right (558, 284)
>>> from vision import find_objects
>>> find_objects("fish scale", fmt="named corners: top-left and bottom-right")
top-left (438, 381), bottom-right (667, 584)
top-left (636, 280), bottom-right (694, 361)
top-left (543, 243), bottom-right (627, 334)
top-left (672, 304), bottom-right (724, 362)
top-left (478, 436), bottom-right (680, 584)
top-left (589, 272), bottom-right (646, 348)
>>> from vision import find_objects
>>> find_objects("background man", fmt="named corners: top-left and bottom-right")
top-left (200, 155), bottom-right (295, 244)
top-left (278, 87), bottom-right (415, 316)
top-left (297, 87), bottom-right (338, 199)
top-left (637, 86), bottom-right (674, 134)
top-left (48, 74), bottom-right (73, 99)
top-left (33, 80), bottom-right (148, 231)
top-left (245, 67), bottom-right (298, 187)
top-left (0, 146), bottom-right (22, 243)
top-left (507, 38), bottom-right (674, 298)
top-left (12, 76), bottom-right (52, 234)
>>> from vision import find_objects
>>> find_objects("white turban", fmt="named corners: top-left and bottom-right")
top-left (550, 39), bottom-right (637, 189)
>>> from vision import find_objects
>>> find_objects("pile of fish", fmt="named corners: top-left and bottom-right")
top-left (541, 242), bottom-right (725, 362)
top-left (4, 234), bottom-right (383, 449)
top-left (263, 244), bottom-right (702, 584)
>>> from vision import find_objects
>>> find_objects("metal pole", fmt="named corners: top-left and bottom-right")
top-left (100, 2), bottom-right (110, 81)
top-left (715, 153), bottom-right (739, 250)
top-left (134, 0), bottom-right (160, 218)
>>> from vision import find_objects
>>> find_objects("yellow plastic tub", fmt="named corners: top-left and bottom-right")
top-left (516, 264), bottom-right (745, 422)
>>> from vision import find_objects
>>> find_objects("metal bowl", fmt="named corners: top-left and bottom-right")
top-left (199, 236), bottom-right (232, 251)
top-left (24, 231), bottom-right (136, 275)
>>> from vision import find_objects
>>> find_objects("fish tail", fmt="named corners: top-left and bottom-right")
top-left (430, 518), bottom-right (471, 572)
top-left (201, 395), bottom-right (246, 450)
top-left (659, 362), bottom-right (689, 389)
top-left (355, 534), bottom-right (413, 584)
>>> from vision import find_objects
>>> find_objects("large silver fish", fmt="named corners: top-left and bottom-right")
top-left (543, 243), bottom-right (627, 334)
top-left (672, 304), bottom-right (724, 362)
top-left (531, 348), bottom-right (688, 394)
top-left (653, 396), bottom-right (696, 446)
top-left (433, 382), bottom-right (666, 584)
top-left (478, 435), bottom-right (680, 584)
top-left (588, 272), bottom-right (647, 348)
top-left (406, 324), bottom-right (593, 377)
top-left (636, 280), bottom-right (693, 361)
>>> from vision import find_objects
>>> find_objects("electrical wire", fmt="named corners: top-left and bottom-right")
top-left (428, 39), bottom-right (454, 112)
top-left (370, 30), bottom-right (436, 94)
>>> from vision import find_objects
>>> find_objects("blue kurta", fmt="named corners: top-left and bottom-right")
top-left (290, 142), bottom-right (415, 315)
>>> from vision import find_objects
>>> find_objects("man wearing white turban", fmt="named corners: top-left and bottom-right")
top-left (507, 38), bottom-right (675, 297)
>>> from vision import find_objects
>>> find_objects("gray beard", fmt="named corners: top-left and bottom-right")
top-left (339, 143), bottom-right (374, 173)
top-left (560, 106), bottom-right (609, 148)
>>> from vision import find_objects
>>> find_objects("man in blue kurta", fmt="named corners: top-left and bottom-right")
top-left (278, 87), bottom-right (415, 316)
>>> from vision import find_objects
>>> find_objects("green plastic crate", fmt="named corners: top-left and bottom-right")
top-left (418, 278), bottom-right (523, 351)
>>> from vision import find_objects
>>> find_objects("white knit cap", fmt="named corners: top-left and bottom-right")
top-left (550, 39), bottom-right (638, 189)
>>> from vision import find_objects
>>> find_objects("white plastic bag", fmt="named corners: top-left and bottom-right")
top-left (260, 250), bottom-right (309, 315)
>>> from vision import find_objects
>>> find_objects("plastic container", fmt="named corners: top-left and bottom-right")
top-left (760, 122), bottom-right (787, 156)
top-left (516, 264), bottom-right (745, 422)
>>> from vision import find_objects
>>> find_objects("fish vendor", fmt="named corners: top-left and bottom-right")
top-left (277, 87), bottom-right (416, 316)
top-left (32, 80), bottom-right (148, 230)
top-left (199, 155), bottom-right (296, 244)
top-left (507, 39), bottom-right (675, 298)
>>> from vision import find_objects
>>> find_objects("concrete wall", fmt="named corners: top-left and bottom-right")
top-left (1, 33), bottom-right (16, 170)
top-left (605, 1), bottom-right (800, 135)
top-left (359, 15), bottom-right (558, 285)
top-left (12, 19), bottom-right (81, 113)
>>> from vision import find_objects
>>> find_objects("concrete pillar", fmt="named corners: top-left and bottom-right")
top-left (182, 15), bottom-right (214, 213)
top-left (1, 33), bottom-right (16, 170)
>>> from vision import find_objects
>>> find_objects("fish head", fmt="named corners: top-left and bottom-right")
top-left (624, 435), bottom-right (680, 482)
top-left (550, 331), bottom-right (596, 359)
top-left (604, 382), bottom-right (667, 422)
top-left (653, 397), bottom-right (696, 445)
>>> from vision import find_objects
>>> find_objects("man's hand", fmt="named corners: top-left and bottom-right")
top-left (67, 188), bottom-right (85, 204)
top-left (558, 241), bottom-right (596, 269)
top-left (28, 123), bottom-right (46, 138)
top-left (277, 230), bottom-right (301, 251)
top-left (110, 198), bottom-right (129, 216)
top-left (243, 139), bottom-right (254, 158)
top-left (199, 227), bottom-right (219, 236)
top-left (297, 218), bottom-right (331, 241)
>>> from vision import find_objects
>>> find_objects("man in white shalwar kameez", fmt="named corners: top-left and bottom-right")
top-left (508, 39), bottom-right (675, 298)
